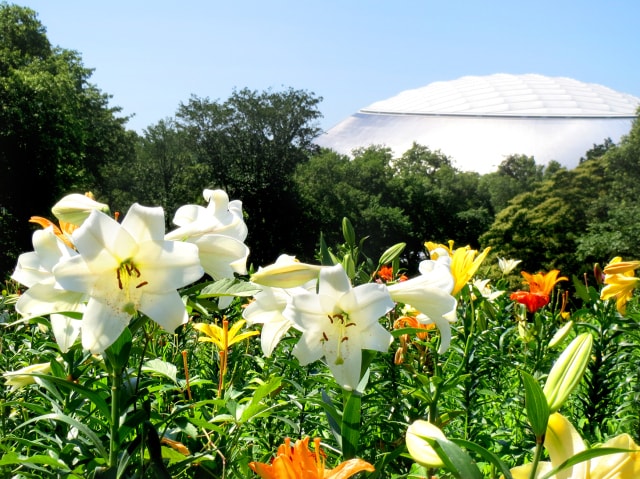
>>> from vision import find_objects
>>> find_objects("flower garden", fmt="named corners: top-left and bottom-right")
top-left (1, 189), bottom-right (640, 478)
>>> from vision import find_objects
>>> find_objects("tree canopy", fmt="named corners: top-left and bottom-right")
top-left (0, 3), bottom-right (134, 273)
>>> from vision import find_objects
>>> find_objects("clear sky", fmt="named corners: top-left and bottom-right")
top-left (12, 0), bottom-right (640, 134)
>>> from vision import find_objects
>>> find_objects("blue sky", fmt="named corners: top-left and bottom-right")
top-left (13, 0), bottom-right (640, 134)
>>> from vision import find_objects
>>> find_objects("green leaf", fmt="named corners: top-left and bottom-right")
top-left (425, 436), bottom-right (483, 479)
top-left (104, 327), bottom-right (132, 372)
top-left (0, 451), bottom-right (70, 470)
top-left (378, 242), bottom-right (406, 266)
top-left (319, 390), bottom-right (343, 448)
top-left (319, 232), bottom-right (335, 266)
top-left (198, 278), bottom-right (262, 298)
top-left (32, 374), bottom-right (111, 420)
top-left (16, 413), bottom-right (109, 460)
top-left (520, 371), bottom-right (550, 439)
top-left (239, 377), bottom-right (283, 423)
top-left (452, 439), bottom-right (513, 479)
top-left (341, 390), bottom-right (362, 460)
top-left (142, 358), bottom-right (178, 384)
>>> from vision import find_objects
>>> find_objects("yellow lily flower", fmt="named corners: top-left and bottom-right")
top-left (193, 319), bottom-right (259, 395)
top-left (249, 437), bottom-right (374, 478)
top-left (601, 256), bottom-right (640, 314)
top-left (425, 241), bottom-right (490, 295)
top-left (510, 413), bottom-right (640, 479)
top-left (193, 319), bottom-right (259, 351)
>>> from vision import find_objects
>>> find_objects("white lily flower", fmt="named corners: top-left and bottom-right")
top-left (387, 259), bottom-right (457, 354)
top-left (53, 204), bottom-right (203, 353)
top-left (170, 189), bottom-right (247, 241)
top-left (50, 314), bottom-right (82, 353)
top-left (166, 189), bottom-right (249, 283)
top-left (284, 264), bottom-right (394, 391)
top-left (498, 257), bottom-right (522, 275)
top-left (472, 278), bottom-right (504, 302)
top-left (11, 228), bottom-right (85, 351)
top-left (243, 285), bottom-right (308, 357)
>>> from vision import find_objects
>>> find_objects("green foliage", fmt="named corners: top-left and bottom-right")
top-left (0, 3), bottom-right (134, 274)
top-left (478, 154), bottom-right (546, 213)
top-left (175, 87), bottom-right (323, 266)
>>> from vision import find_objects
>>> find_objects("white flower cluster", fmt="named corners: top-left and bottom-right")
top-left (245, 255), bottom-right (457, 390)
top-left (11, 190), bottom-right (249, 353)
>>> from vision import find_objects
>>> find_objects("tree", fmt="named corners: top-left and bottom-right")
top-left (480, 152), bottom-right (610, 275)
top-left (575, 118), bottom-right (640, 263)
top-left (478, 154), bottom-right (547, 213)
top-left (0, 3), bottom-right (133, 274)
top-left (296, 146), bottom-right (412, 259)
top-left (388, 144), bottom-right (492, 260)
top-left (100, 119), bottom-right (207, 221)
top-left (176, 87), bottom-right (323, 266)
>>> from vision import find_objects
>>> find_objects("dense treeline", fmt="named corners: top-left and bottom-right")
top-left (2, 3), bottom-right (639, 279)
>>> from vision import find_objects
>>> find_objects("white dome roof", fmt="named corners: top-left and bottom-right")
top-left (316, 74), bottom-right (640, 173)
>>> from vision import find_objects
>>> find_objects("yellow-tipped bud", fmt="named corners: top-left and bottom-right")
top-left (543, 332), bottom-right (593, 412)
top-left (51, 193), bottom-right (110, 227)
top-left (250, 254), bottom-right (322, 288)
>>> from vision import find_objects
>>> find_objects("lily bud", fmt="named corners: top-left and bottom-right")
top-left (548, 320), bottom-right (573, 349)
top-left (543, 332), bottom-right (593, 412)
top-left (250, 255), bottom-right (322, 288)
top-left (51, 193), bottom-right (110, 227)
top-left (405, 420), bottom-right (446, 468)
top-left (3, 362), bottom-right (52, 390)
top-left (602, 259), bottom-right (640, 275)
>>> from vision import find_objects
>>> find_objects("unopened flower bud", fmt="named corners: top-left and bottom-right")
top-left (543, 332), bottom-right (593, 412)
top-left (548, 321), bottom-right (573, 349)
top-left (51, 193), bottom-right (110, 227)
top-left (3, 362), bottom-right (52, 390)
top-left (405, 420), bottom-right (446, 468)
top-left (251, 255), bottom-right (322, 288)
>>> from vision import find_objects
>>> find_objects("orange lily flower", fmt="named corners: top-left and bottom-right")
top-left (375, 265), bottom-right (407, 283)
top-left (510, 270), bottom-right (567, 313)
top-left (250, 437), bottom-right (374, 479)
top-left (376, 265), bottom-right (394, 283)
top-left (393, 314), bottom-right (434, 341)
top-left (29, 216), bottom-right (77, 250)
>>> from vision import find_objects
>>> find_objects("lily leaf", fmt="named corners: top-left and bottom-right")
top-left (520, 371), bottom-right (550, 439)
top-left (198, 278), bottom-right (262, 298)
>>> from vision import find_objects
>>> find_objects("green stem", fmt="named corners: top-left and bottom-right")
top-left (427, 350), bottom-right (441, 424)
top-left (528, 438), bottom-right (545, 479)
top-left (109, 367), bottom-right (123, 469)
